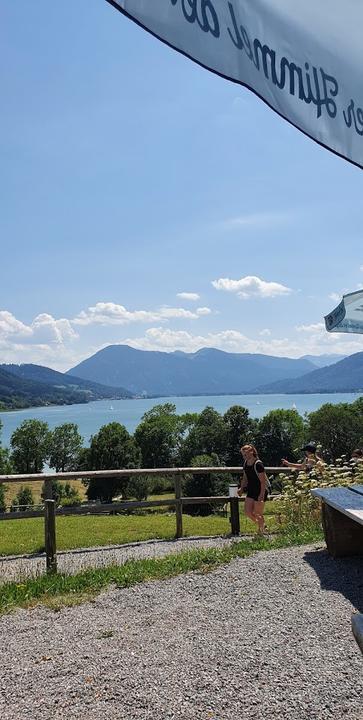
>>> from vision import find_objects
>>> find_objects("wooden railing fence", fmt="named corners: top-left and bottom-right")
top-left (0, 466), bottom-right (292, 575)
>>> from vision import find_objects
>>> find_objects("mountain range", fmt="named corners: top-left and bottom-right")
top-left (257, 352), bottom-right (363, 394)
top-left (1, 347), bottom-right (360, 412)
top-left (69, 345), bottom-right (318, 396)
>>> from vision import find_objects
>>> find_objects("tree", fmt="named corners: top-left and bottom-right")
top-left (134, 403), bottom-right (194, 468)
top-left (0, 484), bottom-right (6, 513)
top-left (223, 405), bottom-right (256, 466)
top-left (183, 453), bottom-right (228, 516)
top-left (255, 409), bottom-right (305, 466)
top-left (0, 447), bottom-right (12, 474)
top-left (306, 401), bottom-right (363, 461)
top-left (181, 407), bottom-right (228, 464)
top-left (0, 419), bottom-right (12, 474)
top-left (48, 423), bottom-right (83, 472)
top-left (10, 419), bottom-right (51, 474)
top-left (76, 447), bottom-right (92, 470)
top-left (85, 422), bottom-right (141, 502)
top-left (10, 485), bottom-right (34, 512)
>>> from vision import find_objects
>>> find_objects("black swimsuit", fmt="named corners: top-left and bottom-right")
top-left (244, 460), bottom-right (268, 501)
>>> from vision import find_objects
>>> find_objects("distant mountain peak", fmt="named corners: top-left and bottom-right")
top-left (257, 351), bottom-right (363, 394)
top-left (67, 344), bottom-right (317, 396)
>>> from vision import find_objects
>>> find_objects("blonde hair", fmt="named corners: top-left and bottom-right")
top-left (241, 444), bottom-right (258, 459)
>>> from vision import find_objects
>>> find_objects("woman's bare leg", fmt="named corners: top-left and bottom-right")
top-left (253, 500), bottom-right (265, 533)
top-left (245, 498), bottom-right (258, 525)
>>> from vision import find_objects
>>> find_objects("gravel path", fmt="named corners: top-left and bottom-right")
top-left (0, 543), bottom-right (362, 719)
top-left (0, 536), bottom-right (240, 584)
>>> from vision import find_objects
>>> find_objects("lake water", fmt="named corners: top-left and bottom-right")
top-left (0, 392), bottom-right (361, 448)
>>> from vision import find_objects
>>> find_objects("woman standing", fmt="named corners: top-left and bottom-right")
top-left (282, 442), bottom-right (324, 473)
top-left (238, 444), bottom-right (268, 534)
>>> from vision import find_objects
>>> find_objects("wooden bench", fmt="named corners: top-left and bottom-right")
top-left (311, 484), bottom-right (363, 558)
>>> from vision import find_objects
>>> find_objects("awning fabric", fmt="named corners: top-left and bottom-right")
top-left (325, 291), bottom-right (363, 334)
top-left (106, 0), bottom-right (363, 170)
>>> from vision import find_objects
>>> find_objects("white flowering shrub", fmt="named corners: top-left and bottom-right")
top-left (278, 457), bottom-right (363, 529)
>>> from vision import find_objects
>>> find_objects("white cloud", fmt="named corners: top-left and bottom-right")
top-left (176, 292), bottom-right (200, 301)
top-left (295, 321), bottom-right (363, 355)
top-left (195, 307), bottom-right (211, 316)
top-left (0, 309), bottom-right (79, 370)
top-left (212, 275), bottom-right (292, 300)
top-left (122, 323), bottom-right (363, 358)
top-left (0, 311), bottom-right (32, 338)
top-left (73, 302), bottom-right (210, 326)
top-left (159, 306), bottom-right (211, 320)
top-left (73, 303), bottom-right (160, 326)
top-left (123, 328), bottom-right (251, 353)
top-left (220, 212), bottom-right (292, 231)
top-left (122, 327), bottom-right (301, 355)
top-left (31, 314), bottom-right (78, 344)
top-left (296, 322), bottom-right (326, 333)
top-left (360, 265), bottom-right (363, 271)
top-left (259, 329), bottom-right (271, 337)
top-left (0, 310), bottom-right (77, 345)
top-left (328, 293), bottom-right (341, 303)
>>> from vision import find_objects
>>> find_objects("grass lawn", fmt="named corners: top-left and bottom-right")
top-left (0, 501), bottom-right (283, 556)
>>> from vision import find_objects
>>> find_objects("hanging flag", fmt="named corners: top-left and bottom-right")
top-left (325, 291), bottom-right (363, 334)
top-left (106, 0), bottom-right (363, 170)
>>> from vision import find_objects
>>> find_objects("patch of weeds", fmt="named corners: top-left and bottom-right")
top-left (98, 629), bottom-right (114, 639)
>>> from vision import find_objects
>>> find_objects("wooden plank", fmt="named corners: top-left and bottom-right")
top-left (321, 504), bottom-right (363, 557)
top-left (0, 509), bottom-right (44, 521)
top-left (44, 500), bottom-right (57, 574)
top-left (230, 498), bottom-right (240, 535)
top-left (43, 478), bottom-right (53, 501)
top-left (312, 486), bottom-right (363, 526)
top-left (181, 496), bottom-right (233, 504)
top-left (175, 474), bottom-right (183, 539)
top-left (0, 496), bottom-right (241, 522)
top-left (0, 466), bottom-right (294, 485)
top-left (55, 499), bottom-right (177, 516)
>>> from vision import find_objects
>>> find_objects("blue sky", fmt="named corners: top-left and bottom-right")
top-left (2, 0), bottom-right (363, 371)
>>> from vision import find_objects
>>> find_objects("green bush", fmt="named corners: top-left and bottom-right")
top-left (183, 454), bottom-right (229, 516)
top-left (0, 484), bottom-right (6, 513)
top-left (148, 476), bottom-right (174, 494)
top-left (127, 476), bottom-right (150, 502)
top-left (10, 486), bottom-right (34, 512)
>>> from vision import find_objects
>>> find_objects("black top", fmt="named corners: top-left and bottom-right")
top-left (244, 460), bottom-right (265, 500)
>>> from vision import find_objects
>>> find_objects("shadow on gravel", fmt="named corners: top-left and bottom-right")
top-left (304, 549), bottom-right (363, 612)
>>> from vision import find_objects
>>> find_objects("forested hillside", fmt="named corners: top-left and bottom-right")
top-left (0, 364), bottom-right (133, 410)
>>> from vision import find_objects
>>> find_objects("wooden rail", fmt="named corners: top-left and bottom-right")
top-left (0, 467), bottom-right (290, 483)
top-left (0, 466), bottom-right (292, 574)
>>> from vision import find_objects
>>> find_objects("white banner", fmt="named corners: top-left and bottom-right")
top-left (325, 291), bottom-right (363, 334)
top-left (106, 0), bottom-right (363, 169)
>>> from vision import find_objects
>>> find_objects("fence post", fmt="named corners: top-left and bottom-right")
top-left (44, 499), bottom-right (57, 574)
top-left (230, 498), bottom-right (240, 536)
top-left (43, 478), bottom-right (53, 500)
top-left (175, 472), bottom-right (183, 539)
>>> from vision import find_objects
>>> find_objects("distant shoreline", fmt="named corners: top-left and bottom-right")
top-left (1, 388), bottom-right (362, 414)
